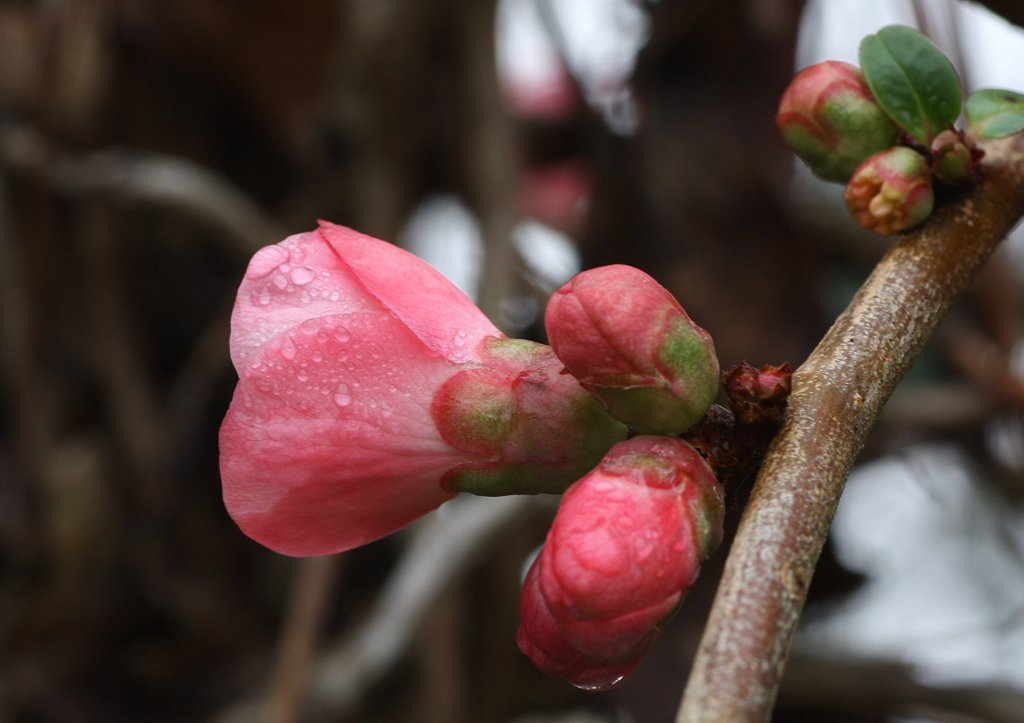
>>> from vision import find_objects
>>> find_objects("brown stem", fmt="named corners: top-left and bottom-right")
top-left (676, 133), bottom-right (1024, 722)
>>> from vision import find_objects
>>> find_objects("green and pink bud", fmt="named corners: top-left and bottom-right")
top-left (929, 129), bottom-right (979, 186)
top-left (545, 265), bottom-right (719, 435)
top-left (432, 337), bottom-right (627, 497)
top-left (844, 146), bottom-right (934, 235)
top-left (776, 60), bottom-right (900, 182)
top-left (517, 436), bottom-right (724, 690)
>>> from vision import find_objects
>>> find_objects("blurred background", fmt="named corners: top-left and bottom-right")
top-left (2, 0), bottom-right (1024, 720)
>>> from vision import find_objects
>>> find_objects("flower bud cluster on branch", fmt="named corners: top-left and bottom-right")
top-left (218, 222), bottom-right (786, 688)
top-left (777, 25), bottom-right (1024, 236)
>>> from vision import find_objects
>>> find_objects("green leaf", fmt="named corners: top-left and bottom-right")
top-left (858, 25), bottom-right (962, 144)
top-left (965, 88), bottom-right (1024, 140)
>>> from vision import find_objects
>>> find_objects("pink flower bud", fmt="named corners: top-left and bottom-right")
top-left (219, 222), bottom-right (625, 556)
top-left (545, 265), bottom-right (719, 435)
top-left (844, 146), bottom-right (934, 235)
top-left (517, 436), bottom-right (724, 690)
top-left (776, 60), bottom-right (899, 182)
top-left (723, 361), bottom-right (792, 426)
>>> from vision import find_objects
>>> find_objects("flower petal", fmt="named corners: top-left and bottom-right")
top-left (317, 221), bottom-right (502, 362)
top-left (229, 223), bottom-right (502, 372)
top-left (220, 308), bottom-right (464, 555)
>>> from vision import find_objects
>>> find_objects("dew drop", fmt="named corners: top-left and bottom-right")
top-left (247, 245), bottom-right (289, 279)
top-left (281, 337), bottom-right (297, 360)
top-left (333, 383), bottom-right (352, 407)
top-left (312, 351), bottom-right (323, 363)
top-left (334, 327), bottom-right (351, 343)
top-left (273, 273), bottom-right (289, 290)
top-left (290, 266), bottom-right (315, 286)
top-left (297, 370), bottom-right (308, 382)
top-left (573, 675), bottom-right (625, 692)
top-left (257, 287), bottom-right (271, 306)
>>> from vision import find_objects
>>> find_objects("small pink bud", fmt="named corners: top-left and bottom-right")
top-left (517, 436), bottom-right (724, 690)
top-left (545, 265), bottom-right (719, 434)
top-left (723, 361), bottom-right (792, 426)
top-left (777, 61), bottom-right (900, 182)
top-left (929, 129), bottom-right (979, 186)
top-left (844, 146), bottom-right (934, 235)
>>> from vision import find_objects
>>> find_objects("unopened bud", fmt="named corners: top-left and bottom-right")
top-left (930, 129), bottom-right (978, 186)
top-left (545, 265), bottom-right (719, 435)
top-left (777, 61), bottom-right (900, 182)
top-left (517, 436), bottom-right (724, 690)
top-left (844, 146), bottom-right (934, 235)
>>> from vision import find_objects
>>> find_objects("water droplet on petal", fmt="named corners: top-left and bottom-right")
top-left (247, 245), bottom-right (289, 279)
top-left (333, 383), bottom-right (352, 407)
top-left (273, 273), bottom-right (289, 290)
top-left (281, 337), bottom-right (297, 360)
top-left (334, 327), bottom-right (351, 343)
top-left (573, 675), bottom-right (625, 692)
top-left (257, 287), bottom-right (271, 306)
top-left (297, 370), bottom-right (308, 382)
top-left (290, 266), bottom-right (315, 285)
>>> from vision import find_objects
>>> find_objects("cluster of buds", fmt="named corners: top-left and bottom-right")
top-left (776, 27), bottom-right (981, 236)
top-left (219, 223), bottom-right (757, 690)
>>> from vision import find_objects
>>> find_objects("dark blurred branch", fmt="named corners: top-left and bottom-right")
top-left (0, 123), bottom-right (284, 258)
top-left (264, 556), bottom-right (340, 723)
top-left (676, 132), bottom-right (1024, 722)
top-left (216, 496), bottom-right (538, 722)
top-left (780, 650), bottom-right (1024, 721)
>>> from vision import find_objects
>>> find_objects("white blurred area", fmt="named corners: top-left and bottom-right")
top-left (800, 445), bottom-right (1024, 688)
top-left (400, 0), bottom-right (650, 325)
top-left (790, 0), bottom-right (1024, 694)
top-left (495, 0), bottom-right (649, 134)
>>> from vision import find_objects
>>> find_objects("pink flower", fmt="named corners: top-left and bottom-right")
top-left (517, 436), bottom-right (724, 690)
top-left (220, 222), bottom-right (625, 556)
top-left (545, 265), bottom-right (719, 434)
top-left (776, 60), bottom-right (899, 182)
